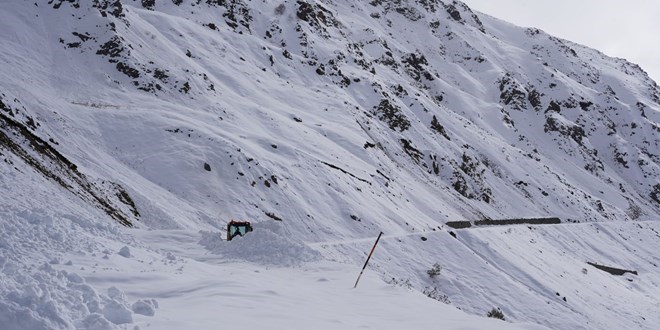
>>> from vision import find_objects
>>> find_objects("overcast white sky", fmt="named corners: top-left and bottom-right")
top-left (460, 0), bottom-right (660, 84)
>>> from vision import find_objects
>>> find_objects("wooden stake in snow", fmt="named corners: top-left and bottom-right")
top-left (353, 231), bottom-right (383, 288)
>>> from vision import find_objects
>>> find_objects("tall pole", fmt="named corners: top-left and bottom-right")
top-left (353, 231), bottom-right (384, 288)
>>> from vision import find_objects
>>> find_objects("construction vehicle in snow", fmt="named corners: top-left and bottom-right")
top-left (226, 220), bottom-right (253, 241)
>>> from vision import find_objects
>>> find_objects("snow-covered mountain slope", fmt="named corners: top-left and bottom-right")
top-left (1, 0), bottom-right (659, 329)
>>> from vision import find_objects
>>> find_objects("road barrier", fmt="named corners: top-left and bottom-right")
top-left (446, 217), bottom-right (561, 229)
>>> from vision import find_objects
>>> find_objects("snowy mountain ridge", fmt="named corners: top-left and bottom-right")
top-left (1, 0), bottom-right (659, 329)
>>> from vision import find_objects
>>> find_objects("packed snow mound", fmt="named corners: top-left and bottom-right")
top-left (0, 209), bottom-right (107, 261)
top-left (0, 208), bottom-right (153, 330)
top-left (0, 262), bottom-right (153, 330)
top-left (199, 222), bottom-right (322, 267)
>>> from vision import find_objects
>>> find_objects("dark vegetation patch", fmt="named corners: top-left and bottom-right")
top-left (487, 308), bottom-right (505, 321)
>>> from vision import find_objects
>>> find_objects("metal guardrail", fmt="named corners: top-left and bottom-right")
top-left (446, 217), bottom-right (561, 229)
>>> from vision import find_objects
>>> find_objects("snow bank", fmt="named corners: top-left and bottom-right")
top-left (117, 246), bottom-right (131, 258)
top-left (199, 221), bottom-right (321, 267)
top-left (0, 262), bottom-right (109, 330)
top-left (131, 299), bottom-right (158, 317)
top-left (0, 209), bottom-right (156, 330)
top-left (0, 255), bottom-right (156, 330)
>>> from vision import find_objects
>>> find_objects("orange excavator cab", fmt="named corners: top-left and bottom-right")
top-left (226, 220), bottom-right (253, 241)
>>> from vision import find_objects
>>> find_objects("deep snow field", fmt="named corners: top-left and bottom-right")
top-left (1, 207), bottom-right (553, 330)
top-left (2, 202), bottom-right (659, 329)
